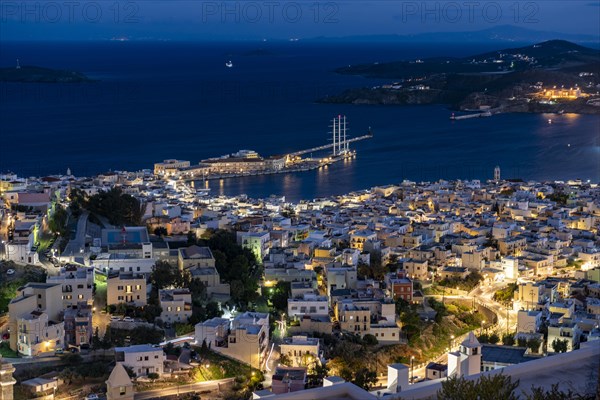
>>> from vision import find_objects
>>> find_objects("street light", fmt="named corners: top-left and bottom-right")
top-left (529, 289), bottom-right (535, 310)
top-left (410, 356), bottom-right (415, 383)
top-left (450, 335), bottom-right (455, 350)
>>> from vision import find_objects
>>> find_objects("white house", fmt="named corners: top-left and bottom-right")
top-left (114, 344), bottom-right (166, 377)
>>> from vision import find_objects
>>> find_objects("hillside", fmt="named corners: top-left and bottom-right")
top-left (321, 40), bottom-right (600, 114)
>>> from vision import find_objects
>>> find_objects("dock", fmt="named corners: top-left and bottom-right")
top-left (170, 115), bottom-right (373, 182)
top-left (287, 133), bottom-right (373, 157)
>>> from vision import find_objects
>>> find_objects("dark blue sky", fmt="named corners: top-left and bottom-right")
top-left (1, 1), bottom-right (599, 41)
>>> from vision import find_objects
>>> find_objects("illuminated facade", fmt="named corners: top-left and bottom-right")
top-left (543, 87), bottom-right (582, 99)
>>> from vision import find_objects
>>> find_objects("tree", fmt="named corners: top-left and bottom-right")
top-left (395, 298), bottom-right (410, 315)
top-left (86, 187), bottom-right (144, 226)
top-left (502, 334), bottom-right (515, 346)
top-left (68, 187), bottom-right (87, 217)
top-left (438, 373), bottom-right (520, 400)
top-left (526, 338), bottom-right (542, 354)
top-left (124, 365), bottom-right (136, 378)
top-left (268, 281), bottom-right (291, 313)
top-left (101, 326), bottom-right (113, 350)
top-left (353, 368), bottom-right (377, 391)
top-left (91, 327), bottom-right (102, 350)
top-left (62, 353), bottom-right (83, 364)
top-left (488, 333), bottom-right (500, 344)
top-left (48, 204), bottom-right (69, 237)
top-left (362, 334), bottom-right (378, 346)
top-left (147, 372), bottom-right (159, 381)
top-left (175, 323), bottom-right (194, 336)
top-left (524, 383), bottom-right (591, 400)
top-left (150, 261), bottom-right (177, 291)
top-left (517, 337), bottom-right (528, 347)
top-left (279, 353), bottom-right (292, 366)
top-left (551, 338), bottom-right (568, 353)
top-left (153, 227), bottom-right (168, 237)
top-left (478, 333), bottom-right (490, 344)
top-left (493, 283), bottom-right (518, 305)
top-left (59, 368), bottom-right (80, 385)
top-left (308, 362), bottom-right (329, 387)
top-left (191, 230), bottom-right (262, 309)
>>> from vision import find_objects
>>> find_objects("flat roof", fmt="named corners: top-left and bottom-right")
top-left (179, 245), bottom-right (214, 260)
top-left (115, 344), bottom-right (162, 353)
top-left (482, 345), bottom-right (535, 365)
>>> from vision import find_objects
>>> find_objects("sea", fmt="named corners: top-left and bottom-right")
top-left (1, 41), bottom-right (599, 202)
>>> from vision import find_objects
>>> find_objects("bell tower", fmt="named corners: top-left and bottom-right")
top-left (447, 332), bottom-right (482, 377)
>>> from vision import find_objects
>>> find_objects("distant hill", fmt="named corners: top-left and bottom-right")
top-left (320, 40), bottom-right (600, 115)
top-left (473, 40), bottom-right (600, 66)
top-left (0, 66), bottom-right (93, 83)
top-left (308, 26), bottom-right (600, 44)
top-left (335, 40), bottom-right (600, 78)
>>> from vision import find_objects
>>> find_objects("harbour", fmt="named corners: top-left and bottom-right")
top-left (154, 115), bottom-right (372, 183)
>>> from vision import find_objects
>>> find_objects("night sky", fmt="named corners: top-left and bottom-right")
top-left (1, 0), bottom-right (599, 41)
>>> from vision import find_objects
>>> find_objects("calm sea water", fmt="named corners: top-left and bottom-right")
top-left (1, 41), bottom-right (598, 201)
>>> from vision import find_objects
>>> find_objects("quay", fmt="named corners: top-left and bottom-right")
top-left (154, 115), bottom-right (372, 181)
top-left (450, 111), bottom-right (492, 120)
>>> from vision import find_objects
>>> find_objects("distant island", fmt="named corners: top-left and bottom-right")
top-left (0, 65), bottom-right (94, 83)
top-left (319, 40), bottom-right (600, 115)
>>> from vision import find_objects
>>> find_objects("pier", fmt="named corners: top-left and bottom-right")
top-left (288, 115), bottom-right (373, 158)
top-left (166, 115), bottom-right (373, 182)
top-left (287, 134), bottom-right (373, 157)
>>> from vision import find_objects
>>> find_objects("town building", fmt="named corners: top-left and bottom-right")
top-left (280, 335), bottom-right (320, 368)
top-left (159, 289), bottom-right (192, 324)
top-left (106, 363), bottom-right (135, 400)
top-left (213, 312), bottom-right (269, 369)
top-left (194, 317), bottom-right (230, 348)
top-left (107, 272), bottom-right (147, 307)
top-left (153, 159), bottom-right (191, 176)
top-left (287, 293), bottom-right (329, 319)
top-left (7, 283), bottom-right (63, 355)
top-left (46, 264), bottom-right (94, 307)
top-left (271, 367), bottom-right (307, 395)
top-left (177, 245), bottom-right (215, 270)
top-left (114, 344), bottom-right (166, 377)
top-left (448, 332), bottom-right (482, 377)
top-left (62, 302), bottom-right (93, 349)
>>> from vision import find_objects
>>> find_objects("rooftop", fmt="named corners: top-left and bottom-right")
top-left (482, 345), bottom-right (537, 365)
top-left (115, 344), bottom-right (163, 354)
top-left (179, 245), bottom-right (214, 260)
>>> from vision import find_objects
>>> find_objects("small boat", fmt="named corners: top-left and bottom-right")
top-left (225, 61), bottom-right (233, 68)
top-left (557, 110), bottom-right (565, 115)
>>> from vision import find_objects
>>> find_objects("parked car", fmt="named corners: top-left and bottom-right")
top-left (6, 269), bottom-right (15, 275)
top-left (110, 315), bottom-right (122, 321)
top-left (122, 316), bottom-right (134, 322)
top-left (54, 348), bottom-right (64, 355)
top-left (85, 394), bottom-right (100, 400)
